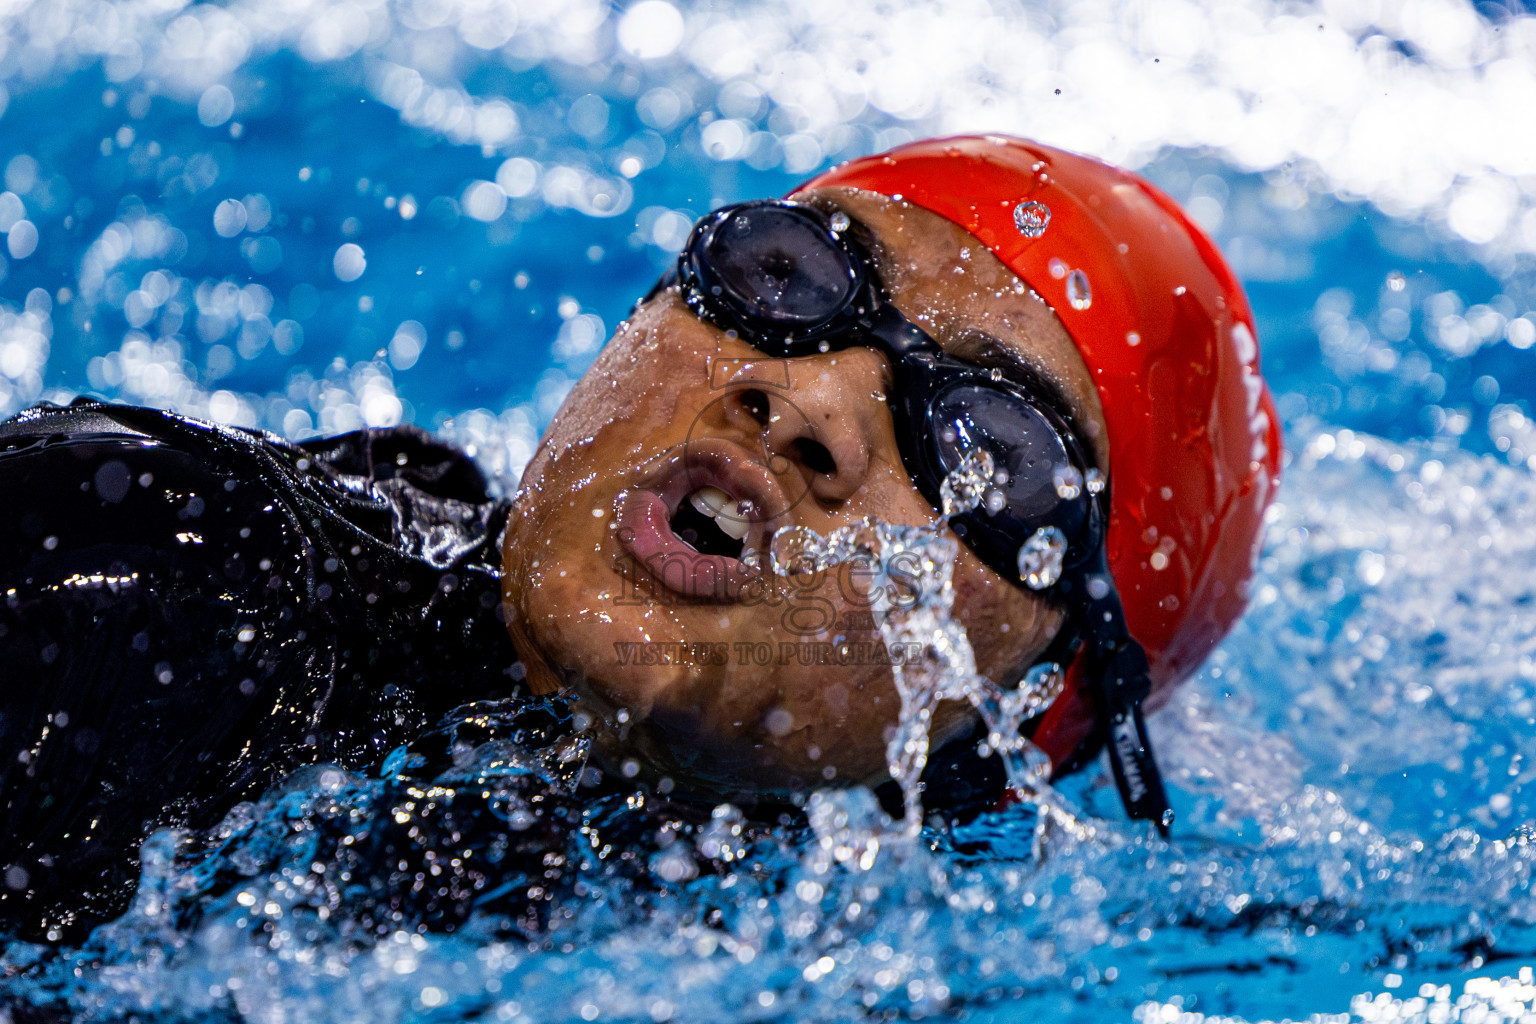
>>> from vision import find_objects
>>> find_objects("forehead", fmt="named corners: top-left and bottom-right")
top-left (793, 186), bottom-right (1110, 470)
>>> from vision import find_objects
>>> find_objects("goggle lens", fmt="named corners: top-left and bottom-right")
top-left (928, 383), bottom-right (1080, 526)
top-left (697, 205), bottom-right (860, 334)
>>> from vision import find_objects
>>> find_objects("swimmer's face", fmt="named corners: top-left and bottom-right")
top-left (503, 189), bottom-right (1109, 802)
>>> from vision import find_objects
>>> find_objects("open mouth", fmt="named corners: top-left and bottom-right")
top-left (669, 485), bottom-right (752, 560)
top-left (615, 440), bottom-right (788, 601)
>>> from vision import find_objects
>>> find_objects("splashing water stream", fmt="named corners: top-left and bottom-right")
top-left (763, 449), bottom-right (1073, 839)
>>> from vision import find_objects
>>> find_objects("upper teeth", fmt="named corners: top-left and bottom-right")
top-left (690, 486), bottom-right (751, 539)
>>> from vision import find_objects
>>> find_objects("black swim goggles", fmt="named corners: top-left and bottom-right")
top-left (662, 199), bottom-right (1171, 833)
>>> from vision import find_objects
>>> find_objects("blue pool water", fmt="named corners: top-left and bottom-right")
top-left (4, 1), bottom-right (1536, 1020)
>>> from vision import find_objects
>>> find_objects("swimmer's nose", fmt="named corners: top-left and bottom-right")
top-left (754, 348), bottom-right (886, 506)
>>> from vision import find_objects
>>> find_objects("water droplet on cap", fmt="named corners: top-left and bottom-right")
top-left (1013, 200), bottom-right (1050, 238)
top-left (1017, 526), bottom-right (1067, 590)
top-left (1066, 269), bottom-right (1092, 311)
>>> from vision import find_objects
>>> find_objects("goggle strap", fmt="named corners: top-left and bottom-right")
top-left (1091, 637), bottom-right (1172, 836)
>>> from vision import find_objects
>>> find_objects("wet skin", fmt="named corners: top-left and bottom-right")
top-left (503, 188), bottom-right (1111, 803)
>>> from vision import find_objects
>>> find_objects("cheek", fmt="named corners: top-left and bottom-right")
top-left (506, 338), bottom-right (701, 645)
top-left (950, 553), bottom-right (1059, 683)
top-left (513, 322), bottom-right (726, 549)
top-left (539, 330), bottom-right (697, 459)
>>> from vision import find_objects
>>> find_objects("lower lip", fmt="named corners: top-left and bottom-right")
top-left (616, 488), bottom-right (756, 601)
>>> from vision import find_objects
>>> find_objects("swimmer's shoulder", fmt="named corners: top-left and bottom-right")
top-left (3, 399), bottom-right (500, 506)
top-left (0, 396), bottom-right (164, 445)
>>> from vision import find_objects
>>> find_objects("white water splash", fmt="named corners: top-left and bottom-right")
top-left (1135, 967), bottom-right (1536, 1024)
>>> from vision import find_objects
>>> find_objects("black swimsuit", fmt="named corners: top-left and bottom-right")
top-left (0, 400), bottom-right (520, 939)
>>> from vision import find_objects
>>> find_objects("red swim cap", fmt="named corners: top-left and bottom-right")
top-left (797, 135), bottom-right (1282, 767)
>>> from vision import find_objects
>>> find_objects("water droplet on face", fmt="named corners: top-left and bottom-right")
top-left (1017, 526), bottom-right (1067, 590)
top-left (1013, 200), bottom-right (1050, 238)
top-left (1066, 269), bottom-right (1092, 311)
top-left (829, 211), bottom-right (851, 233)
top-left (1052, 464), bottom-right (1083, 499)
